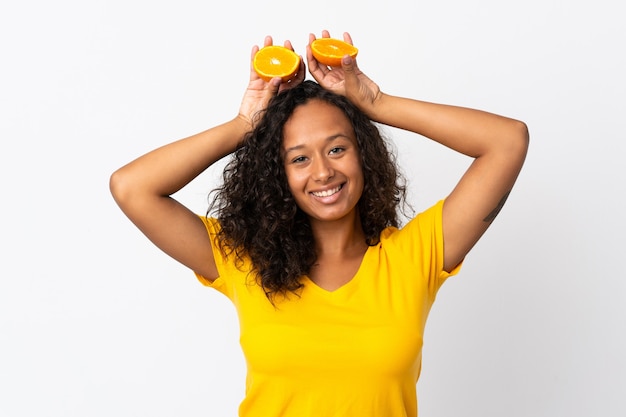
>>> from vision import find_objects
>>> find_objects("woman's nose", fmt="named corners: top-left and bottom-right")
top-left (311, 157), bottom-right (334, 182)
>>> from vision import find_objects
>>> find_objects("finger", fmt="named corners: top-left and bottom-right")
top-left (249, 45), bottom-right (261, 78)
top-left (294, 55), bottom-right (306, 81)
top-left (321, 29), bottom-right (330, 38)
top-left (263, 35), bottom-right (273, 47)
top-left (269, 76), bottom-right (282, 88)
top-left (285, 56), bottom-right (306, 86)
top-left (266, 76), bottom-right (282, 96)
top-left (306, 44), bottom-right (328, 80)
top-left (279, 56), bottom-right (306, 92)
top-left (341, 55), bottom-right (359, 90)
top-left (306, 42), bottom-right (327, 72)
top-left (343, 32), bottom-right (353, 45)
top-left (250, 45), bottom-right (259, 62)
top-left (305, 42), bottom-right (314, 63)
top-left (284, 39), bottom-right (294, 52)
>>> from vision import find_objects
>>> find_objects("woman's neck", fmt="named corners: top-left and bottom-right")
top-left (308, 213), bottom-right (369, 291)
top-left (310, 213), bottom-right (368, 258)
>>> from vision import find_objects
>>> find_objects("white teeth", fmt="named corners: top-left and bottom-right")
top-left (312, 185), bottom-right (341, 197)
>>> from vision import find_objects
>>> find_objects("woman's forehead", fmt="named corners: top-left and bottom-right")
top-left (283, 100), bottom-right (354, 144)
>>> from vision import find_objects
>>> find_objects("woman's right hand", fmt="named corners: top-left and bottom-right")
top-left (110, 36), bottom-right (306, 284)
top-left (238, 36), bottom-right (305, 130)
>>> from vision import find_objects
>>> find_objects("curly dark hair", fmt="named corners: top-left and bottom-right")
top-left (208, 80), bottom-right (406, 299)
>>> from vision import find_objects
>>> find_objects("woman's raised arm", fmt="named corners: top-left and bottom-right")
top-left (371, 95), bottom-right (529, 272)
top-left (308, 31), bottom-right (529, 272)
top-left (110, 36), bottom-right (305, 281)
top-left (110, 117), bottom-right (251, 281)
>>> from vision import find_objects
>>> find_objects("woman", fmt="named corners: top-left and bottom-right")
top-left (110, 31), bottom-right (528, 416)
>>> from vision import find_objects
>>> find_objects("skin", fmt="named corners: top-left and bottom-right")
top-left (282, 100), bottom-right (364, 226)
top-left (282, 99), bottom-right (367, 290)
top-left (110, 30), bottom-right (529, 291)
top-left (307, 30), bottom-right (529, 273)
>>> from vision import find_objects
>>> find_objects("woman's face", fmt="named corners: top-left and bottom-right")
top-left (282, 99), bottom-right (364, 225)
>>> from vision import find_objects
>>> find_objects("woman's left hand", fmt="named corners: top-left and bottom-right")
top-left (307, 31), bottom-right (382, 115)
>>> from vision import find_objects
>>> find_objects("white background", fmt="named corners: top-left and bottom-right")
top-left (1, 0), bottom-right (624, 416)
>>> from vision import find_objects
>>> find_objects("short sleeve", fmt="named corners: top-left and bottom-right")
top-left (193, 216), bottom-right (234, 299)
top-left (386, 200), bottom-right (462, 294)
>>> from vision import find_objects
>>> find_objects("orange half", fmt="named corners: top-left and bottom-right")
top-left (311, 38), bottom-right (358, 67)
top-left (253, 45), bottom-right (301, 82)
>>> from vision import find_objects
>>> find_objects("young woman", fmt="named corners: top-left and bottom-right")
top-left (110, 31), bottom-right (528, 416)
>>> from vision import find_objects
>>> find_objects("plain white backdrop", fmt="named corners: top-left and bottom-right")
top-left (1, 0), bottom-right (624, 416)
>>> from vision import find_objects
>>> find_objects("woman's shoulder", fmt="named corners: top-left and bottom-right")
top-left (197, 215), bottom-right (221, 234)
top-left (380, 200), bottom-right (445, 241)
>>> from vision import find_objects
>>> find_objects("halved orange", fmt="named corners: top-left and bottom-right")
top-left (310, 38), bottom-right (358, 67)
top-left (253, 45), bottom-right (301, 82)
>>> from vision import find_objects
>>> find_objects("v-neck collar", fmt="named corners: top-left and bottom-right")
top-left (302, 244), bottom-right (376, 299)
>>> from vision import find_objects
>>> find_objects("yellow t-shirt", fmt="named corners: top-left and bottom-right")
top-left (196, 200), bottom-right (461, 417)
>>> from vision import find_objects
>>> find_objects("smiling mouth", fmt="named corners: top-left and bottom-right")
top-left (311, 184), bottom-right (343, 198)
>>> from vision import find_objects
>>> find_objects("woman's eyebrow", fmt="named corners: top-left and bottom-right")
top-left (283, 134), bottom-right (352, 155)
top-left (283, 143), bottom-right (305, 154)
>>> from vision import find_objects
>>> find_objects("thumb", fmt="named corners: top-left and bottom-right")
top-left (266, 77), bottom-right (282, 97)
top-left (341, 55), bottom-right (359, 96)
top-left (341, 54), bottom-right (356, 76)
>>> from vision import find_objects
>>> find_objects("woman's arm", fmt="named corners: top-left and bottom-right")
top-left (110, 117), bottom-right (250, 281)
top-left (308, 31), bottom-right (529, 272)
top-left (371, 95), bottom-right (529, 272)
top-left (110, 37), bottom-right (304, 281)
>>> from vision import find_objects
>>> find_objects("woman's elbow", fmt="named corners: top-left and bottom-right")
top-left (516, 119), bottom-right (530, 146)
top-left (507, 119), bottom-right (530, 160)
top-left (109, 167), bottom-right (133, 208)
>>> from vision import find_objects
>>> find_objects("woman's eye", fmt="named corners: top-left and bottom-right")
top-left (329, 147), bottom-right (345, 155)
top-left (292, 156), bottom-right (307, 164)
